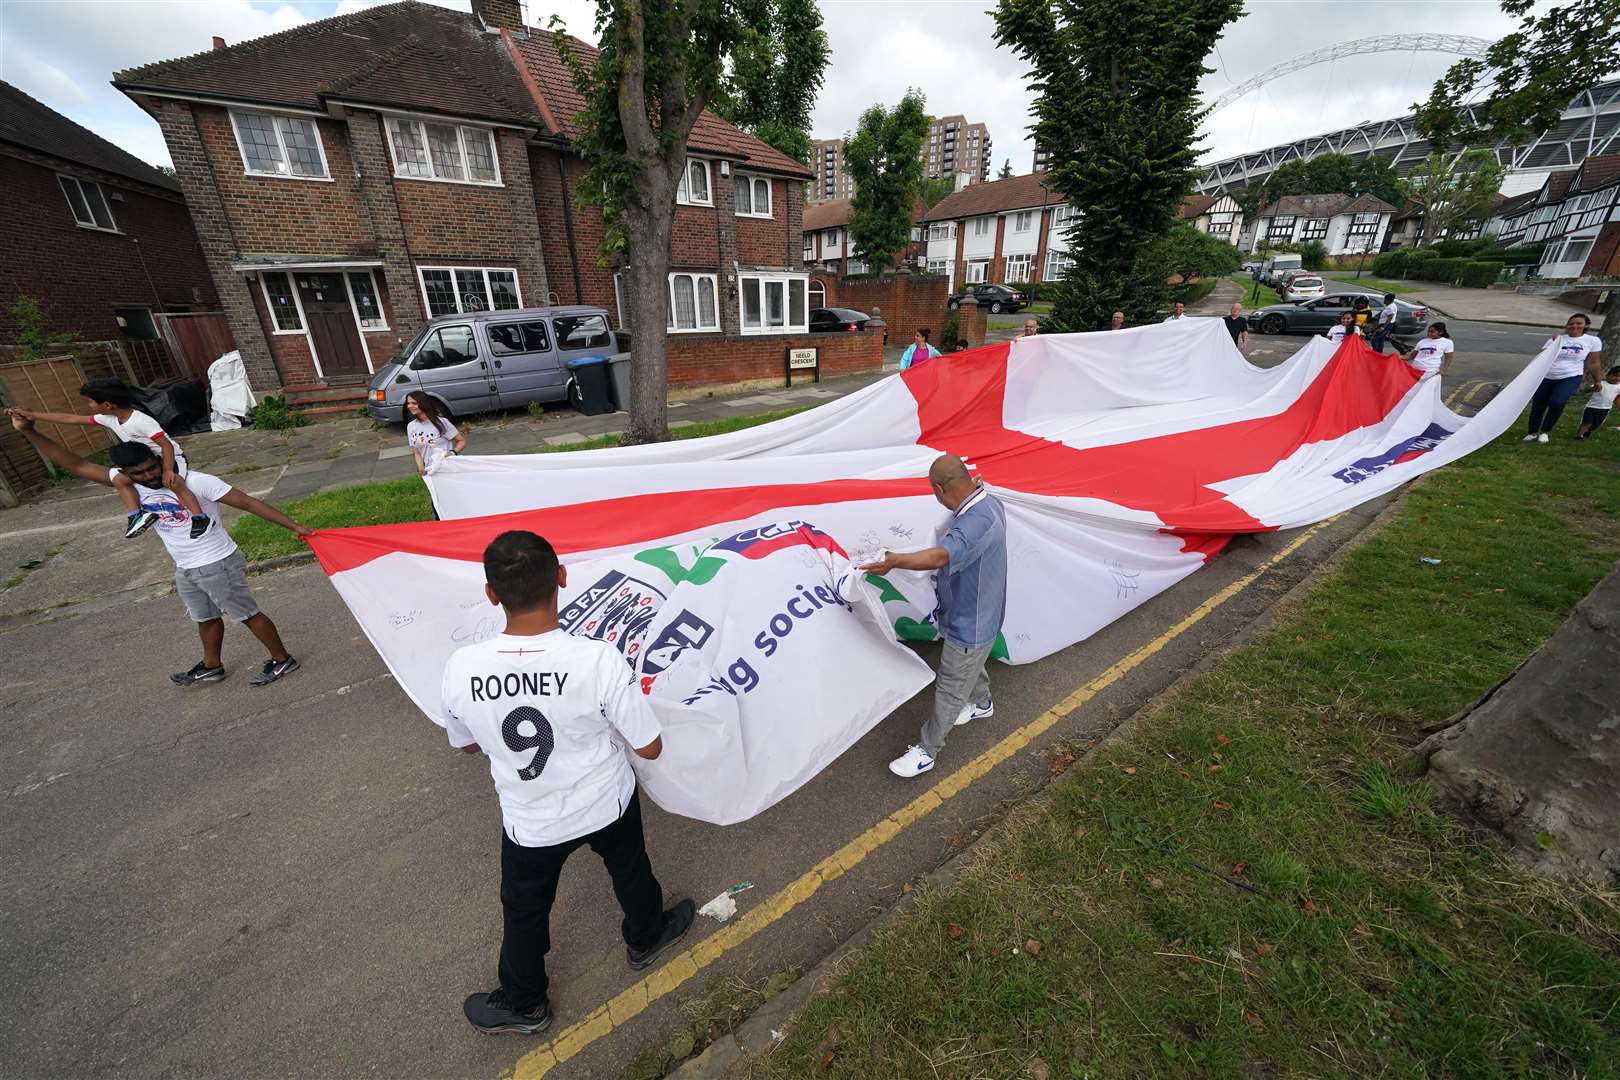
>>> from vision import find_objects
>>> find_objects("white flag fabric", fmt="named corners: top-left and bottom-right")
top-left (308, 322), bottom-right (1554, 823)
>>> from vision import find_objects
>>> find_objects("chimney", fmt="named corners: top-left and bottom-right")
top-left (471, 0), bottom-right (525, 32)
top-left (954, 171), bottom-right (971, 193)
top-left (211, 35), bottom-right (225, 50)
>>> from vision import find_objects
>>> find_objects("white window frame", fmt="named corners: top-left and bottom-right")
top-left (738, 271), bottom-right (810, 335)
top-left (258, 271), bottom-right (308, 335)
top-left (734, 173), bottom-right (773, 218)
top-left (228, 109), bottom-right (331, 181)
top-left (927, 222), bottom-right (956, 242)
top-left (973, 217), bottom-right (992, 237)
top-left (1013, 211), bottom-right (1033, 233)
top-left (927, 258), bottom-right (950, 276)
top-left (965, 259), bottom-right (989, 284)
top-left (342, 269), bottom-right (389, 332)
top-left (1043, 250), bottom-right (1073, 281)
top-left (57, 175), bottom-right (119, 232)
top-left (614, 271), bottom-right (630, 328)
top-left (383, 116), bottom-right (502, 187)
top-left (677, 158), bottom-right (712, 206)
top-left (666, 272), bottom-right (720, 332)
top-left (1004, 253), bottom-right (1032, 281)
top-left (416, 265), bottom-right (523, 316)
top-left (1051, 204), bottom-right (1074, 227)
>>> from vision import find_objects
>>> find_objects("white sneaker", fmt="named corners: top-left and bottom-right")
top-left (1523, 434), bottom-right (1538, 441)
top-left (953, 695), bottom-right (995, 727)
top-left (888, 745), bottom-right (935, 777)
top-left (1538, 433), bottom-right (1550, 444)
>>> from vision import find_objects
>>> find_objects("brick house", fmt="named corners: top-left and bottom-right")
top-left (1236, 193), bottom-right (1396, 256)
top-left (921, 172), bottom-right (1074, 291)
top-left (112, 0), bottom-right (817, 397)
top-left (1487, 155), bottom-right (1620, 277)
top-left (0, 80), bottom-right (217, 351)
top-left (802, 198), bottom-right (926, 279)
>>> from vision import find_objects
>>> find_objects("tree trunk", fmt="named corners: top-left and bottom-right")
top-left (622, 171), bottom-right (678, 444)
top-left (1417, 564), bottom-right (1620, 887)
top-left (1600, 285), bottom-right (1620, 362)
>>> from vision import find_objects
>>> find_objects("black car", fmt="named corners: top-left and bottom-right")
top-left (948, 283), bottom-right (1027, 314)
top-left (808, 307), bottom-right (871, 333)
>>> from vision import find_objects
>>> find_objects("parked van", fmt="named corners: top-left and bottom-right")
top-left (1263, 253), bottom-right (1303, 286)
top-left (366, 305), bottom-right (617, 422)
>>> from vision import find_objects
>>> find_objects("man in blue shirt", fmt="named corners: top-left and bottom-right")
top-left (861, 454), bottom-right (1008, 777)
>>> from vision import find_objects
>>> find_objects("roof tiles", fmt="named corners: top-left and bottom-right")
top-left (0, 79), bottom-right (179, 191)
top-left (923, 172), bottom-right (1059, 221)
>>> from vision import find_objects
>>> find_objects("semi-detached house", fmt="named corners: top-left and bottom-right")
top-left (921, 173), bottom-right (1075, 291)
top-left (1238, 194), bottom-right (1396, 256)
top-left (1489, 155), bottom-right (1620, 278)
top-left (113, 0), bottom-right (814, 396)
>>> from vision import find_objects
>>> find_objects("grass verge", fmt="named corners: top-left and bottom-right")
top-left (1228, 273), bottom-right (1281, 308)
top-left (229, 406), bottom-right (814, 561)
top-left (1325, 273), bottom-right (1428, 297)
top-left (761, 423), bottom-right (1620, 1079)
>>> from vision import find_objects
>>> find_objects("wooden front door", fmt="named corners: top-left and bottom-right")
top-left (295, 272), bottom-right (367, 378)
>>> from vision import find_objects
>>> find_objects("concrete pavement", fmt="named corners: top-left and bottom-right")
top-left (1322, 274), bottom-right (1604, 329)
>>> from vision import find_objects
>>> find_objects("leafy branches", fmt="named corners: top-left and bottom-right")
top-left (710, 0), bottom-right (829, 164)
top-left (845, 91), bottom-right (929, 273)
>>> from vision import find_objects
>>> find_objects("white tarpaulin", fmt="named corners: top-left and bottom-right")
top-left (308, 321), bottom-right (1554, 823)
top-left (207, 350), bottom-right (256, 431)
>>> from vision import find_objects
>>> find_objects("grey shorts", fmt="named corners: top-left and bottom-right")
top-left (174, 550), bottom-right (259, 623)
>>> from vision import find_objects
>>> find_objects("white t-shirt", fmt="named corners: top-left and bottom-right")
top-left (441, 630), bottom-right (661, 847)
top-left (407, 418), bottom-right (460, 470)
top-left (111, 467), bottom-right (238, 570)
top-left (1326, 324), bottom-right (1359, 343)
top-left (1410, 336), bottom-right (1454, 373)
top-left (1546, 333), bottom-right (1605, 379)
top-left (1586, 380), bottom-right (1620, 410)
top-left (94, 409), bottom-right (185, 465)
top-left (1377, 302), bottom-right (1398, 326)
top-left (1163, 313), bottom-right (1185, 322)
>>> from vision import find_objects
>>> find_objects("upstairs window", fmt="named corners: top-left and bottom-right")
top-left (385, 117), bottom-right (500, 185)
top-left (735, 174), bottom-right (772, 217)
top-left (677, 159), bottom-right (711, 206)
top-left (973, 217), bottom-right (991, 237)
top-left (1013, 210), bottom-right (1033, 232)
top-left (58, 175), bottom-right (117, 231)
top-left (230, 110), bottom-right (329, 178)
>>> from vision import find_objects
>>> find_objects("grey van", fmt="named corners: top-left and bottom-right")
top-left (365, 304), bottom-right (617, 422)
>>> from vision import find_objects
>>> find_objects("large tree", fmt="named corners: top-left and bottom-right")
top-left (995, 0), bottom-right (1242, 330)
top-left (845, 92), bottom-right (929, 273)
top-left (553, 1), bottom-right (739, 444)
top-left (1404, 149), bottom-right (1505, 246)
top-left (709, 0), bottom-right (829, 164)
top-left (1412, 0), bottom-right (1620, 884)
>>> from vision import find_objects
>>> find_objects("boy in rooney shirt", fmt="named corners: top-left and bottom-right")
top-left (443, 530), bottom-right (694, 1035)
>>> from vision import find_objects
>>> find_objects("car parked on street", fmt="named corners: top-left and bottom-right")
top-left (808, 307), bottom-right (872, 333)
top-left (1282, 275), bottom-right (1326, 301)
top-left (948, 283), bottom-right (1027, 314)
top-left (1246, 292), bottom-right (1428, 344)
top-left (366, 304), bottom-right (617, 423)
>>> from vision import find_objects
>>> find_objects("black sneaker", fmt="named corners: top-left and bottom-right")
top-left (463, 989), bottom-right (552, 1035)
top-left (125, 510), bottom-right (159, 539)
top-left (249, 656), bottom-right (300, 686)
top-left (171, 661), bottom-right (225, 686)
top-left (626, 898), bottom-right (696, 971)
top-left (188, 514), bottom-right (212, 540)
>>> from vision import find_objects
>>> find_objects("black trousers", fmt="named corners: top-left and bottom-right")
top-left (498, 789), bottom-right (663, 1008)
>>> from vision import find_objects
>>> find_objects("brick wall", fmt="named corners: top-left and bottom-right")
top-left (736, 177), bottom-right (792, 266)
top-left (956, 297), bottom-right (986, 347)
top-left (825, 272), bottom-right (952, 345)
top-left (0, 151), bottom-right (217, 343)
top-left (666, 330), bottom-right (882, 388)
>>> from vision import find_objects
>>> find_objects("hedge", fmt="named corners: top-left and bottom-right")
top-left (1456, 261), bottom-right (1503, 287)
top-left (1372, 250), bottom-right (1409, 278)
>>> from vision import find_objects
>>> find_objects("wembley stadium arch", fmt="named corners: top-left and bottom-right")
top-left (1196, 73), bottom-right (1620, 197)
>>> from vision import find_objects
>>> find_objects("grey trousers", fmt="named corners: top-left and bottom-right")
top-left (921, 639), bottom-right (994, 757)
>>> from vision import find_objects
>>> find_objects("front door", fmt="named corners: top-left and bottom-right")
top-left (296, 272), bottom-right (368, 378)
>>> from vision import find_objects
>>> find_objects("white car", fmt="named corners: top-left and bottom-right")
top-left (1283, 275), bottom-right (1325, 301)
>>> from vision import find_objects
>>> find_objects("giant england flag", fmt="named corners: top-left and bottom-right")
top-left (308, 320), bottom-right (1554, 823)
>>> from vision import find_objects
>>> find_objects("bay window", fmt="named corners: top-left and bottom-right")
top-left (738, 273), bottom-right (808, 335)
top-left (385, 117), bottom-right (500, 184)
top-left (230, 110), bottom-right (329, 179)
top-left (417, 266), bottom-right (521, 316)
top-left (667, 273), bottom-right (719, 332)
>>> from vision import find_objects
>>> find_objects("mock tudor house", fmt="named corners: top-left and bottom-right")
top-left (1238, 193), bottom-right (1397, 256)
top-left (921, 172), bottom-right (1075, 290)
top-left (1177, 193), bottom-right (1244, 242)
top-left (0, 80), bottom-right (217, 351)
top-left (1488, 155), bottom-right (1620, 277)
top-left (112, 0), bottom-right (815, 397)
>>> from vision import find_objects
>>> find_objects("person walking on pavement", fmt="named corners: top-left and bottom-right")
top-left (1525, 313), bottom-right (1605, 443)
top-left (900, 329), bottom-right (940, 369)
top-left (9, 411), bottom-right (308, 687)
top-left (1370, 293), bottom-right (1398, 354)
top-left (861, 455), bottom-right (1007, 778)
top-left (445, 530), bottom-right (694, 1035)
top-left (1224, 302), bottom-right (1249, 350)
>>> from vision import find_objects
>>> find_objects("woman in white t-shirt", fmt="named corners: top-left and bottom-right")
top-left (1401, 321), bottom-right (1455, 380)
top-left (1525, 313), bottom-right (1605, 443)
top-left (1324, 311), bottom-right (1361, 345)
top-left (405, 391), bottom-right (465, 478)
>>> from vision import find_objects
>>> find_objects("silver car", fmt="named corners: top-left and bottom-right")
top-left (366, 305), bottom-right (617, 422)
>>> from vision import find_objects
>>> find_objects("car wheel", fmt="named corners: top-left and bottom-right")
top-left (948, 299), bottom-right (960, 310)
top-left (990, 301), bottom-right (1003, 313)
top-left (1260, 314), bottom-right (1286, 334)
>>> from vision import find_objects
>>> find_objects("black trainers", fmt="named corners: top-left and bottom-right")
top-left (249, 656), bottom-right (300, 686)
top-left (188, 514), bottom-right (212, 539)
top-left (463, 989), bottom-right (552, 1035)
top-left (171, 661), bottom-right (225, 686)
top-left (626, 898), bottom-right (696, 971)
top-left (125, 510), bottom-right (159, 539)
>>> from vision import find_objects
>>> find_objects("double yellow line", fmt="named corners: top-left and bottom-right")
top-left (508, 519), bottom-right (1336, 1078)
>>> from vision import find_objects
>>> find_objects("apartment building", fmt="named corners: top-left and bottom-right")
top-left (812, 137), bottom-right (855, 203)
top-left (924, 115), bottom-right (991, 184)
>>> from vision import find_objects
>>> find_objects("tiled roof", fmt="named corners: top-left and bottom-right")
top-left (1259, 192), bottom-right (1396, 218)
top-left (1494, 190), bottom-right (1539, 219)
top-left (1179, 194), bottom-right (1216, 219)
top-left (1571, 153), bottom-right (1620, 194)
top-left (1541, 168), bottom-right (1578, 203)
top-left (114, 0), bottom-right (811, 176)
top-left (923, 171), bottom-right (1059, 221)
top-left (802, 195), bottom-right (925, 231)
top-left (0, 80), bottom-right (179, 191)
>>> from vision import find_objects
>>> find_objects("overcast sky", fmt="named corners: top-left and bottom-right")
top-left (0, 0), bottom-right (1528, 173)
